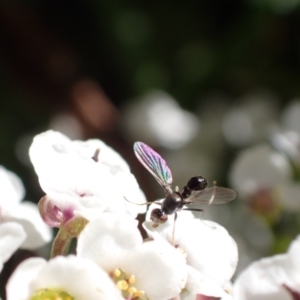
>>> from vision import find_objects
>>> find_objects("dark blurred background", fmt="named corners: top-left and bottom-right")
top-left (2, 0), bottom-right (300, 297)
top-left (2, 0), bottom-right (300, 196)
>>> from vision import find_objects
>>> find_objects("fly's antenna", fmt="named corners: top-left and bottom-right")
top-left (200, 218), bottom-right (218, 229)
top-left (123, 196), bottom-right (150, 205)
top-left (183, 208), bottom-right (216, 229)
top-left (198, 210), bottom-right (218, 229)
top-left (123, 196), bottom-right (158, 206)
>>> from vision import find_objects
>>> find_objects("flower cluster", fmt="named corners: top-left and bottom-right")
top-left (233, 235), bottom-right (300, 300)
top-left (2, 130), bottom-right (240, 300)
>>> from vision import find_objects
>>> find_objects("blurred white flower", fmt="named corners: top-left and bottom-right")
top-left (143, 207), bottom-right (238, 298)
top-left (230, 144), bottom-right (291, 199)
top-left (122, 90), bottom-right (199, 150)
top-left (49, 113), bottom-right (83, 140)
top-left (77, 213), bottom-right (188, 300)
top-left (233, 235), bottom-right (300, 300)
top-left (271, 100), bottom-right (300, 166)
top-left (0, 222), bottom-right (26, 272)
top-left (222, 91), bottom-right (278, 147)
top-left (229, 143), bottom-right (300, 215)
top-left (29, 130), bottom-right (146, 227)
top-left (0, 166), bottom-right (52, 249)
top-left (6, 255), bottom-right (123, 300)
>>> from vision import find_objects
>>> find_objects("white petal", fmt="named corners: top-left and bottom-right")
top-left (120, 240), bottom-right (187, 300)
top-left (144, 216), bottom-right (238, 287)
top-left (6, 257), bottom-right (47, 300)
top-left (77, 214), bottom-right (142, 272)
top-left (185, 266), bottom-right (227, 298)
top-left (233, 255), bottom-right (291, 300)
top-left (0, 222), bottom-right (26, 271)
top-left (29, 130), bottom-right (95, 193)
top-left (183, 220), bottom-right (238, 286)
top-left (73, 138), bottom-right (130, 172)
top-left (43, 190), bottom-right (109, 223)
top-left (229, 144), bottom-right (291, 198)
top-left (286, 235), bottom-right (300, 287)
top-left (221, 293), bottom-right (235, 300)
top-left (7, 256), bottom-right (123, 300)
top-left (29, 130), bottom-right (144, 219)
top-left (4, 201), bottom-right (52, 249)
top-left (123, 188), bottom-right (147, 216)
top-left (0, 166), bottom-right (25, 207)
top-left (105, 174), bottom-right (147, 216)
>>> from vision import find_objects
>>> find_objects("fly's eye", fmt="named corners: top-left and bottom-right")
top-left (150, 208), bottom-right (168, 226)
top-left (187, 176), bottom-right (207, 191)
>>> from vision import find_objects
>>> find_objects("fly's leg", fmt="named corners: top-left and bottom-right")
top-left (172, 212), bottom-right (178, 246)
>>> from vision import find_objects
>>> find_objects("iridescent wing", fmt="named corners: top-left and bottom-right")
top-left (134, 142), bottom-right (173, 194)
top-left (184, 186), bottom-right (237, 207)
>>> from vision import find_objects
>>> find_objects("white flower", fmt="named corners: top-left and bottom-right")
top-left (0, 222), bottom-right (26, 272)
top-left (271, 100), bottom-right (300, 166)
top-left (6, 255), bottom-right (123, 300)
top-left (222, 91), bottom-right (278, 147)
top-left (122, 90), bottom-right (199, 150)
top-left (143, 206), bottom-right (238, 298)
top-left (77, 214), bottom-right (188, 300)
top-left (29, 130), bottom-right (146, 226)
top-left (0, 166), bottom-right (52, 249)
top-left (233, 235), bottom-right (300, 300)
top-left (229, 143), bottom-right (300, 214)
top-left (230, 144), bottom-right (292, 199)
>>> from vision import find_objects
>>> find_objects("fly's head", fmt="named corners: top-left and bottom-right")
top-left (150, 208), bottom-right (168, 228)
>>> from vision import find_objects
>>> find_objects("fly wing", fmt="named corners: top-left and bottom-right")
top-left (134, 141), bottom-right (173, 194)
top-left (185, 186), bottom-right (237, 207)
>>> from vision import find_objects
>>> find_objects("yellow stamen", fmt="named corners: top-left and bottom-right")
top-left (134, 290), bottom-right (145, 297)
top-left (177, 247), bottom-right (188, 258)
top-left (30, 289), bottom-right (74, 300)
top-left (177, 247), bottom-right (184, 254)
top-left (111, 269), bottom-right (146, 299)
top-left (128, 275), bottom-right (135, 284)
top-left (114, 268), bottom-right (121, 277)
top-left (117, 280), bottom-right (129, 290)
top-left (128, 287), bottom-right (137, 295)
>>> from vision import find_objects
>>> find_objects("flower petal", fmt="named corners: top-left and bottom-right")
top-left (120, 239), bottom-right (187, 300)
top-left (233, 255), bottom-right (292, 300)
top-left (144, 216), bottom-right (238, 288)
top-left (0, 222), bottom-right (26, 272)
top-left (77, 214), bottom-right (142, 272)
top-left (7, 256), bottom-right (123, 300)
top-left (185, 266), bottom-right (227, 298)
top-left (229, 144), bottom-right (291, 198)
top-left (0, 166), bottom-right (25, 207)
top-left (6, 257), bottom-right (47, 300)
top-left (73, 138), bottom-right (130, 172)
top-left (4, 201), bottom-right (52, 249)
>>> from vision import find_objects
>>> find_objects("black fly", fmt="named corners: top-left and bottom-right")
top-left (134, 142), bottom-right (237, 226)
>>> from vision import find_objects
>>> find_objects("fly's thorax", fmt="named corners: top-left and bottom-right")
top-left (162, 193), bottom-right (183, 215)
